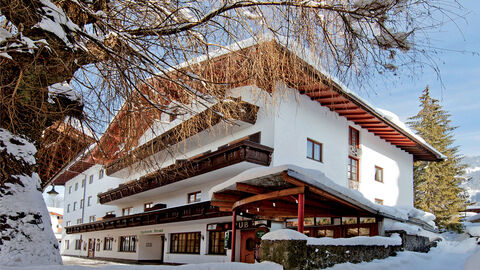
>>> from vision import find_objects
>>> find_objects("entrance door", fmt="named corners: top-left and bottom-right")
top-left (240, 230), bottom-right (256, 263)
top-left (87, 238), bottom-right (95, 258)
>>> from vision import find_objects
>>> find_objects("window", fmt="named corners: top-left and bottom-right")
top-left (75, 182), bottom-right (78, 191)
top-left (66, 221), bottom-right (71, 227)
top-left (89, 215), bottom-right (96, 222)
top-left (209, 231), bottom-right (226, 255)
top-left (81, 178), bottom-right (86, 187)
top-left (170, 232), bottom-right (201, 254)
top-left (144, 202), bottom-right (153, 211)
top-left (306, 138), bottom-right (322, 162)
top-left (75, 239), bottom-right (81, 250)
top-left (73, 202), bottom-right (77, 211)
top-left (80, 199), bottom-right (84, 209)
top-left (69, 186), bottom-right (72, 194)
top-left (67, 204), bottom-right (70, 213)
top-left (76, 218), bottom-right (83, 224)
top-left (99, 169), bottom-right (104, 179)
top-left (187, 191), bottom-right (201, 204)
top-left (119, 236), bottom-right (137, 252)
top-left (349, 127), bottom-right (360, 148)
top-left (65, 240), bottom-right (70, 250)
top-left (375, 198), bottom-right (384, 205)
top-left (87, 196), bottom-right (92, 206)
top-left (89, 175), bottom-right (94, 184)
top-left (374, 166), bottom-right (383, 182)
top-left (348, 157), bottom-right (359, 181)
top-left (104, 237), bottom-right (114, 251)
top-left (122, 207), bottom-right (132, 216)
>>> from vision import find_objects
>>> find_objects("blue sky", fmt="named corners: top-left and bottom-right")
top-left (359, 0), bottom-right (480, 157)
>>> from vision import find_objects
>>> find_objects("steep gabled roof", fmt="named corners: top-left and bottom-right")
top-left (49, 37), bottom-right (444, 186)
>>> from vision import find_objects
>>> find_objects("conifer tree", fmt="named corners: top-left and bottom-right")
top-left (408, 86), bottom-right (468, 231)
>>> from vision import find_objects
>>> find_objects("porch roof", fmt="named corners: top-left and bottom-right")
top-left (209, 165), bottom-right (420, 222)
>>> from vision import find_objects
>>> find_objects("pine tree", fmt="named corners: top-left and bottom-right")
top-left (407, 86), bottom-right (468, 231)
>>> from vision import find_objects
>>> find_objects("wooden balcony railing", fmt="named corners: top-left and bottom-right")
top-left (65, 201), bottom-right (229, 234)
top-left (106, 100), bottom-right (259, 175)
top-left (98, 140), bottom-right (273, 204)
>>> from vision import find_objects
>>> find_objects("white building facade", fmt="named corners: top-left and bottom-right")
top-left (57, 42), bottom-right (442, 264)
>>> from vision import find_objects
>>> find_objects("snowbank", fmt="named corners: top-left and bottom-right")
top-left (384, 219), bottom-right (440, 240)
top-left (262, 229), bottom-right (401, 247)
top-left (3, 261), bottom-right (282, 270)
top-left (261, 229), bottom-right (308, 241)
top-left (210, 165), bottom-right (436, 227)
top-left (466, 213), bottom-right (480, 223)
top-left (465, 222), bottom-right (480, 237)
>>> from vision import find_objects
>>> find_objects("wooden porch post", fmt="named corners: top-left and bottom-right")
top-left (231, 210), bottom-right (236, 262)
top-left (298, 193), bottom-right (305, 233)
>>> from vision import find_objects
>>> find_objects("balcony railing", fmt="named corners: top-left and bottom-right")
top-left (98, 140), bottom-right (273, 204)
top-left (65, 201), bottom-right (228, 234)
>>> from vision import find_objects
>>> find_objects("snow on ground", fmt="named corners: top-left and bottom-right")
top-left (325, 233), bottom-right (479, 270)
top-left (2, 257), bottom-right (282, 270)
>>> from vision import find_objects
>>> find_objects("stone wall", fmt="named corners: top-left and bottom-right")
top-left (260, 240), bottom-right (401, 270)
top-left (387, 230), bottom-right (438, 253)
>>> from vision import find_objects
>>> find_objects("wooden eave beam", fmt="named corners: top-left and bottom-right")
top-left (325, 104), bottom-right (358, 110)
top-left (236, 183), bottom-right (267, 194)
top-left (210, 201), bottom-right (234, 208)
top-left (308, 93), bottom-right (340, 99)
top-left (298, 83), bottom-right (330, 93)
top-left (282, 172), bottom-right (369, 213)
top-left (232, 186), bottom-right (305, 210)
top-left (212, 193), bottom-right (243, 202)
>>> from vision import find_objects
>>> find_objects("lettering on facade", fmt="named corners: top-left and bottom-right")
top-left (140, 228), bottom-right (164, 235)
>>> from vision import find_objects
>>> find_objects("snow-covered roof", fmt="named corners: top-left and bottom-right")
top-left (162, 34), bottom-right (445, 161)
top-left (209, 164), bottom-right (436, 228)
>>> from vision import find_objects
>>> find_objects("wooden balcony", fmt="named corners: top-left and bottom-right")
top-left (98, 140), bottom-right (273, 204)
top-left (65, 201), bottom-right (229, 234)
top-left (106, 100), bottom-right (259, 175)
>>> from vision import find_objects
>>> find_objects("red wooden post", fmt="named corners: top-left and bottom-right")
top-left (231, 210), bottom-right (236, 262)
top-left (298, 193), bottom-right (305, 233)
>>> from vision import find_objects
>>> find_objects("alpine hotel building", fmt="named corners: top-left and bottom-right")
top-left (53, 40), bottom-right (443, 264)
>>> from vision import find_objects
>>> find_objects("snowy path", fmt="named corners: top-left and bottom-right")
top-left (326, 234), bottom-right (479, 270)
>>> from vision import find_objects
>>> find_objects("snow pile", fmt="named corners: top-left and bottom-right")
top-left (0, 128), bottom-right (37, 165)
top-left (261, 229), bottom-right (309, 241)
top-left (464, 222), bottom-right (480, 237)
top-left (34, 0), bottom-right (80, 48)
top-left (307, 234), bottom-right (401, 247)
top-left (384, 220), bottom-right (439, 240)
top-left (210, 164), bottom-right (436, 227)
top-left (325, 233), bottom-right (479, 270)
top-left (48, 81), bottom-right (84, 105)
top-left (466, 213), bottom-right (480, 223)
top-left (262, 229), bottom-right (401, 247)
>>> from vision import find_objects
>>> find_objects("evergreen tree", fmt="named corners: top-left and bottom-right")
top-left (407, 86), bottom-right (468, 231)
